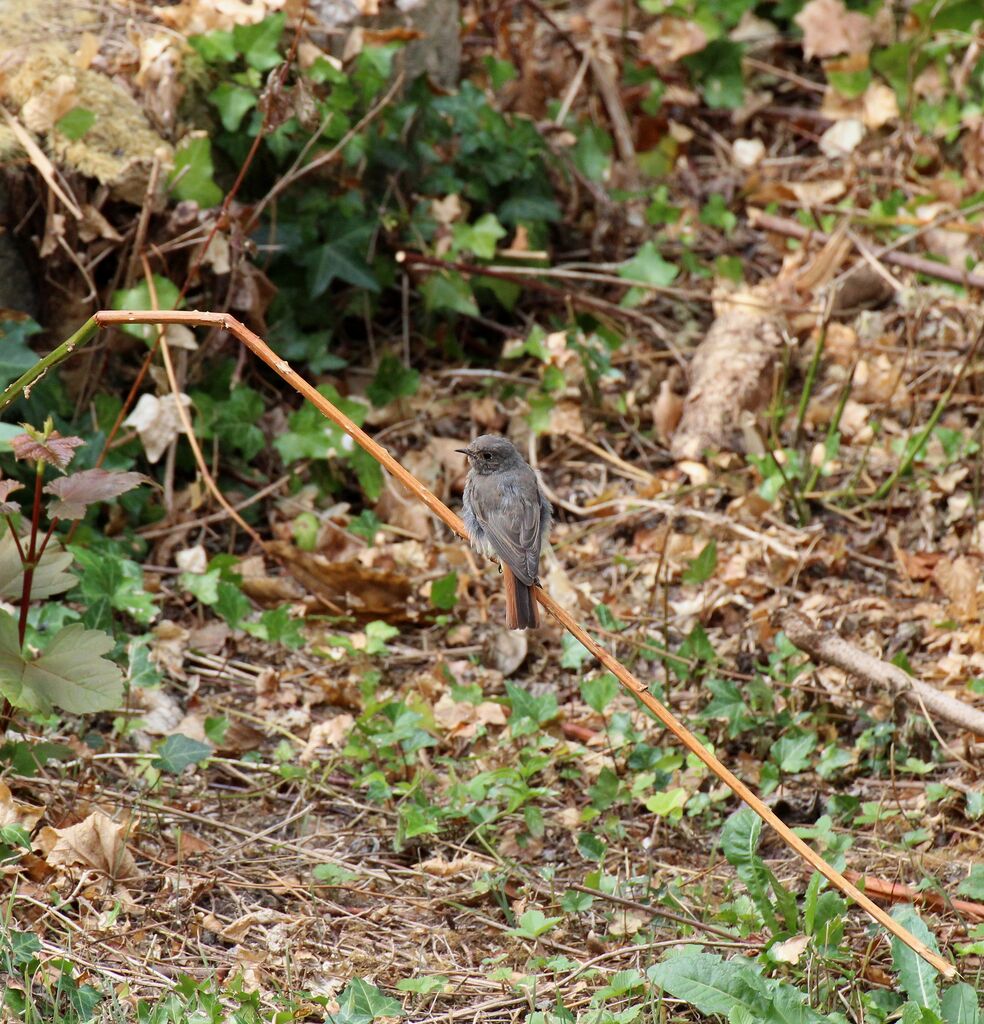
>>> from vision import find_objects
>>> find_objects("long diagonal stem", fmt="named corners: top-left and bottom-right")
top-left (92, 308), bottom-right (955, 978)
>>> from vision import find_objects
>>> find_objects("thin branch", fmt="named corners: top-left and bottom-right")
top-left (0, 316), bottom-right (100, 414)
top-left (92, 308), bottom-right (956, 980)
top-left (749, 209), bottom-right (984, 292)
top-left (782, 611), bottom-right (984, 738)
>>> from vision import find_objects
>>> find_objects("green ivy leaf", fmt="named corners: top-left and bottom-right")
top-left (619, 242), bottom-right (679, 287)
top-left (957, 864), bottom-right (984, 900)
top-left (396, 975), bottom-right (448, 995)
top-left (307, 239), bottom-right (379, 294)
top-left (351, 446), bottom-right (383, 501)
top-left (367, 353), bottom-right (420, 407)
top-left (169, 134), bottom-right (223, 207)
top-left (430, 572), bottom-right (458, 610)
top-left (581, 672), bottom-right (618, 713)
top-left (365, 620), bottom-right (399, 655)
top-left (685, 40), bottom-right (745, 108)
top-left (188, 29), bottom-right (237, 63)
top-left (421, 271), bottom-right (479, 317)
top-left (333, 977), bottom-right (402, 1024)
top-left (232, 12), bottom-right (286, 71)
top-left (572, 124), bottom-right (612, 182)
top-left (111, 276), bottom-right (183, 342)
top-left (0, 316), bottom-right (43, 390)
top-left (55, 107), bottom-right (96, 141)
top-left (505, 908), bottom-right (563, 939)
top-left (452, 213), bottom-right (507, 259)
top-left (682, 539), bottom-right (717, 584)
top-left (152, 734), bottom-right (213, 774)
top-left (772, 732), bottom-right (816, 773)
top-left (560, 632), bottom-right (592, 670)
top-left (208, 82), bottom-right (257, 132)
top-left (69, 546), bottom-right (157, 627)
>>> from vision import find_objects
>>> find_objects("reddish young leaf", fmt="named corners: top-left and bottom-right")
top-left (10, 431), bottom-right (85, 470)
top-left (0, 479), bottom-right (23, 515)
top-left (44, 469), bottom-right (146, 520)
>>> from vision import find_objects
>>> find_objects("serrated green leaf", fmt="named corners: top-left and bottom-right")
top-left (0, 531), bottom-right (75, 600)
top-left (152, 734), bottom-right (213, 774)
top-left (169, 134), bottom-right (223, 207)
top-left (891, 905), bottom-right (942, 1013)
top-left (0, 616), bottom-right (124, 714)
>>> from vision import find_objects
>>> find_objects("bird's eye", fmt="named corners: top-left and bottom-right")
top-left (483, 452), bottom-right (491, 459)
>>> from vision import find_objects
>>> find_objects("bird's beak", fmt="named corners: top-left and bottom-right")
top-left (455, 448), bottom-right (470, 456)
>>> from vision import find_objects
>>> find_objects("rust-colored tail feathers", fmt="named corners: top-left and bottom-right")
top-left (502, 564), bottom-right (539, 630)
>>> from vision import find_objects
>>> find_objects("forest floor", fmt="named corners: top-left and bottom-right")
top-left (0, 0), bottom-right (983, 1022)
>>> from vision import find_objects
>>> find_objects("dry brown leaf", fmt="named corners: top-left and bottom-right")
top-left (123, 393), bottom-right (191, 464)
top-left (773, 934), bottom-right (811, 964)
top-left (933, 556), bottom-right (979, 622)
top-left (819, 118), bottom-right (865, 158)
top-left (795, 0), bottom-right (874, 60)
top-left (300, 715), bottom-right (355, 762)
top-left (639, 17), bottom-right (708, 71)
top-left (0, 780), bottom-right (45, 831)
top-left (419, 853), bottom-right (487, 877)
top-left (433, 693), bottom-right (507, 738)
top-left (36, 811), bottom-right (142, 881)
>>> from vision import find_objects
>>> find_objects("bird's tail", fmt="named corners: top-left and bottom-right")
top-left (503, 565), bottom-right (539, 630)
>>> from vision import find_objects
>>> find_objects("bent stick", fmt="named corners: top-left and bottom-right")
top-left (93, 309), bottom-right (955, 978)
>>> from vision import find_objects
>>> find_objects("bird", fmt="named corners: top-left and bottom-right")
top-left (457, 434), bottom-right (552, 630)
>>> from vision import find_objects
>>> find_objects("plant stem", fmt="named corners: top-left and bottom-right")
top-left (0, 316), bottom-right (99, 415)
top-left (873, 324), bottom-right (984, 501)
top-left (17, 462), bottom-right (44, 646)
top-left (794, 320), bottom-right (829, 449)
top-left (4, 515), bottom-right (25, 561)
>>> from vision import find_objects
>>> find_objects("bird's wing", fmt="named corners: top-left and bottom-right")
top-left (472, 479), bottom-right (543, 585)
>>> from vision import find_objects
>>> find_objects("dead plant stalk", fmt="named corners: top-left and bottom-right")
top-left (77, 310), bottom-right (955, 977)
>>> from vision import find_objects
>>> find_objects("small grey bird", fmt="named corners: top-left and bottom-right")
top-left (457, 434), bottom-right (552, 630)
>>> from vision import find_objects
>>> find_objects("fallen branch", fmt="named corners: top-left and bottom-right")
top-left (79, 309), bottom-right (957, 978)
top-left (782, 611), bottom-right (984, 738)
top-left (845, 871), bottom-right (984, 924)
top-left (749, 209), bottom-right (984, 292)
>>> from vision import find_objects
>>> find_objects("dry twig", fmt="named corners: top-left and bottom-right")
top-left (92, 308), bottom-right (957, 979)
top-left (782, 611), bottom-right (984, 737)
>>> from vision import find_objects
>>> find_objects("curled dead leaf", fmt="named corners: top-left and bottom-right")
top-left (36, 810), bottom-right (142, 882)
